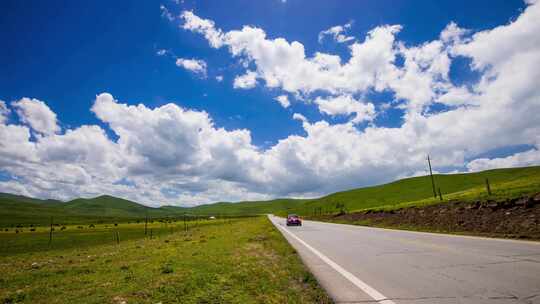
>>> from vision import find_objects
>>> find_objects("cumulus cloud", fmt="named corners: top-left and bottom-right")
top-left (180, 11), bottom-right (446, 111)
top-left (175, 58), bottom-right (207, 77)
top-left (318, 21), bottom-right (355, 43)
top-left (179, 11), bottom-right (479, 114)
top-left (467, 148), bottom-right (540, 172)
top-left (12, 98), bottom-right (60, 135)
top-left (274, 95), bottom-right (290, 108)
top-left (181, 11), bottom-right (224, 48)
top-left (233, 70), bottom-right (258, 89)
top-left (215, 75), bottom-right (224, 82)
top-left (0, 100), bottom-right (10, 124)
top-left (292, 113), bottom-right (307, 123)
top-left (314, 95), bottom-right (375, 124)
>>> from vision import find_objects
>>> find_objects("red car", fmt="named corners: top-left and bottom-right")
top-left (286, 214), bottom-right (302, 226)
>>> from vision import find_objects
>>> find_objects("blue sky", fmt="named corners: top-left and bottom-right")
top-left (0, 0), bottom-right (526, 144)
top-left (1, 0), bottom-right (539, 206)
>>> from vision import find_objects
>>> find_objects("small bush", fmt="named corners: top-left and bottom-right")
top-left (60, 226), bottom-right (66, 231)
top-left (89, 224), bottom-right (95, 228)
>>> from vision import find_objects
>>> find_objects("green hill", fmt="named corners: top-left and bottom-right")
top-left (291, 165), bottom-right (540, 215)
top-left (63, 195), bottom-right (153, 217)
top-left (1, 166), bottom-right (539, 226)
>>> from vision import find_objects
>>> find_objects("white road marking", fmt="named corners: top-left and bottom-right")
top-left (271, 216), bottom-right (396, 304)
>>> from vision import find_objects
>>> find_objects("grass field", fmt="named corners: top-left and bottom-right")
top-left (0, 217), bottom-right (331, 304)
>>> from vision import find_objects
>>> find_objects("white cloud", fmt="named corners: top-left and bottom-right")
top-left (440, 22), bottom-right (468, 43)
top-left (0, 100), bottom-right (10, 124)
top-left (12, 98), bottom-right (60, 135)
top-left (156, 49), bottom-right (168, 56)
top-left (437, 86), bottom-right (476, 106)
top-left (318, 21), bottom-right (355, 44)
top-left (181, 11), bottom-right (225, 48)
top-left (215, 75), bottom-right (224, 82)
top-left (181, 12), bottom-right (409, 100)
top-left (233, 70), bottom-right (258, 89)
top-left (292, 113), bottom-right (307, 122)
top-left (314, 95), bottom-right (375, 124)
top-left (175, 58), bottom-right (207, 77)
top-left (160, 4), bottom-right (175, 21)
top-left (467, 148), bottom-right (540, 172)
top-left (180, 11), bottom-right (475, 114)
top-left (274, 95), bottom-right (290, 108)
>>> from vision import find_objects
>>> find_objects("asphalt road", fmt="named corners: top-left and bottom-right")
top-left (269, 215), bottom-right (540, 304)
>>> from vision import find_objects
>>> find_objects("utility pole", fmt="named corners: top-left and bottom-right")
top-left (427, 155), bottom-right (437, 198)
top-left (48, 216), bottom-right (53, 246)
top-left (144, 210), bottom-right (148, 236)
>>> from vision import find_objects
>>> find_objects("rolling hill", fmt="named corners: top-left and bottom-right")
top-left (1, 166), bottom-right (539, 226)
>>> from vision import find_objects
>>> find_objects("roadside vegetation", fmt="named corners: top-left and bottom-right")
top-left (0, 217), bottom-right (331, 304)
top-left (304, 167), bottom-right (540, 240)
top-left (312, 192), bottom-right (540, 240)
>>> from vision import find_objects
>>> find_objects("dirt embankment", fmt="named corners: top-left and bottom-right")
top-left (319, 193), bottom-right (540, 240)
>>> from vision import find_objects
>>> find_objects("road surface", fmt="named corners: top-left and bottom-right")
top-left (269, 215), bottom-right (540, 304)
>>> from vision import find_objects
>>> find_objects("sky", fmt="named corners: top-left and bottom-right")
top-left (1, 0), bottom-right (540, 206)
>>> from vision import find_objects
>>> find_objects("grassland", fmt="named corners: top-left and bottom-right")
top-left (0, 217), bottom-right (331, 304)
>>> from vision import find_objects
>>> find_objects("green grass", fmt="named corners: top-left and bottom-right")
top-left (0, 217), bottom-right (331, 304)
top-left (0, 220), bottom-right (218, 257)
top-left (2, 166), bottom-right (539, 226)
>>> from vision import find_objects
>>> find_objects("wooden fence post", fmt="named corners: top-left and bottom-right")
top-left (485, 178), bottom-right (492, 195)
top-left (144, 211), bottom-right (148, 236)
top-left (428, 155), bottom-right (437, 198)
top-left (48, 216), bottom-right (53, 246)
top-left (438, 188), bottom-right (443, 201)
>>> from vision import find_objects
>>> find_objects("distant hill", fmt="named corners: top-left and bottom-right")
top-left (63, 195), bottom-right (154, 217)
top-left (1, 166), bottom-right (539, 226)
top-left (0, 192), bottom-right (62, 205)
